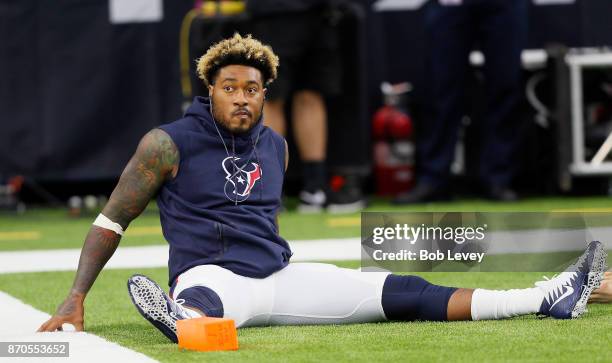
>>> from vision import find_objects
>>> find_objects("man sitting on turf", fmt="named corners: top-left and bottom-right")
top-left (38, 34), bottom-right (608, 340)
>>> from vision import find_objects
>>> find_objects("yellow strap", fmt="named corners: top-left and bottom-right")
top-left (179, 1), bottom-right (247, 99)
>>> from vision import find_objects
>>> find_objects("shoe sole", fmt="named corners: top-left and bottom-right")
top-left (127, 274), bottom-right (178, 343)
top-left (571, 243), bottom-right (607, 318)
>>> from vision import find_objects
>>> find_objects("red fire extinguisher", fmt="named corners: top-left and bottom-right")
top-left (372, 82), bottom-right (415, 196)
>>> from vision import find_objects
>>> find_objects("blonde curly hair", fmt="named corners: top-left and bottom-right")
top-left (196, 33), bottom-right (279, 87)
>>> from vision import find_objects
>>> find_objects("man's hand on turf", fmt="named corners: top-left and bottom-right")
top-left (37, 291), bottom-right (85, 332)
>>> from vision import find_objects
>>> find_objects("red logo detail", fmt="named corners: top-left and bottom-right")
top-left (244, 164), bottom-right (261, 195)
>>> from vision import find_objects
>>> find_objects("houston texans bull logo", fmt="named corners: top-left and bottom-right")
top-left (222, 156), bottom-right (262, 202)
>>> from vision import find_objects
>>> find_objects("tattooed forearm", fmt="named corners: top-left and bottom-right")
top-left (70, 227), bottom-right (121, 295)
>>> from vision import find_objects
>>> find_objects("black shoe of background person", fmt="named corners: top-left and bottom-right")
top-left (484, 185), bottom-right (519, 201)
top-left (392, 183), bottom-right (451, 204)
top-left (327, 174), bottom-right (366, 214)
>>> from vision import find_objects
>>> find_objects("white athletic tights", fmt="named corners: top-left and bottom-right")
top-left (172, 263), bottom-right (391, 328)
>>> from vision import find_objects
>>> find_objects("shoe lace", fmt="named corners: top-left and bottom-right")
top-left (537, 274), bottom-right (557, 283)
top-left (169, 298), bottom-right (188, 320)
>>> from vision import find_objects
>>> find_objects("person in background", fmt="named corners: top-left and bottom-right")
top-left (396, 0), bottom-right (528, 204)
top-left (247, 0), bottom-right (365, 213)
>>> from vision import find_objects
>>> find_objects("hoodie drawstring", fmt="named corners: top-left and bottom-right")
top-left (211, 114), bottom-right (263, 204)
top-left (253, 136), bottom-right (263, 201)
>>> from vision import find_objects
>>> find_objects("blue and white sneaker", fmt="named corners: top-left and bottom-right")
top-left (127, 274), bottom-right (192, 343)
top-left (537, 240), bottom-right (607, 319)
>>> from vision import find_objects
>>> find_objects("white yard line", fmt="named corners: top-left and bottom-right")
top-left (1, 229), bottom-right (611, 274)
top-left (484, 227), bottom-right (612, 253)
top-left (0, 238), bottom-right (362, 274)
top-left (0, 291), bottom-right (157, 363)
top-left (2, 231), bottom-right (612, 274)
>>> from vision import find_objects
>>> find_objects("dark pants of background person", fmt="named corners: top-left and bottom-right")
top-left (419, 0), bottom-right (528, 189)
top-left (249, 8), bottom-right (342, 103)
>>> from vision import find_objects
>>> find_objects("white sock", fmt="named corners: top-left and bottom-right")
top-left (470, 288), bottom-right (544, 320)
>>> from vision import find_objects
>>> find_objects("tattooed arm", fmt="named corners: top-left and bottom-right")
top-left (37, 129), bottom-right (179, 332)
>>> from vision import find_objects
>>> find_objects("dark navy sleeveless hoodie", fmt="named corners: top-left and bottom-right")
top-left (157, 97), bottom-right (291, 285)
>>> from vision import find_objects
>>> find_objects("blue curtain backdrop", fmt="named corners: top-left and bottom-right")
top-left (1, 0), bottom-right (610, 181)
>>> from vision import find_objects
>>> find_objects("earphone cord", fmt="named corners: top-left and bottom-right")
top-left (232, 136), bottom-right (237, 205)
top-left (213, 120), bottom-right (261, 178)
top-left (253, 137), bottom-right (263, 201)
top-left (210, 102), bottom-right (262, 204)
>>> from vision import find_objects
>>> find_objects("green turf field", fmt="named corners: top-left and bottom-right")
top-left (0, 265), bottom-right (610, 362)
top-left (0, 197), bottom-right (611, 362)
